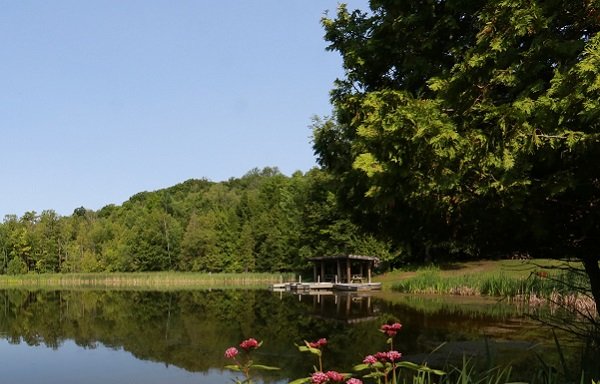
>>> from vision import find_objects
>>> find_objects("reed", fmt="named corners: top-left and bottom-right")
top-left (0, 272), bottom-right (295, 290)
top-left (391, 269), bottom-right (596, 315)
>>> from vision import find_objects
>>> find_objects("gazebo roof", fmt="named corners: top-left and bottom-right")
top-left (308, 254), bottom-right (380, 262)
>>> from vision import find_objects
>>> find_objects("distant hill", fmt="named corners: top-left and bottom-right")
top-left (0, 167), bottom-right (392, 274)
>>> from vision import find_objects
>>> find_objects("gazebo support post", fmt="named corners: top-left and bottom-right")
top-left (307, 255), bottom-right (380, 286)
top-left (346, 258), bottom-right (351, 283)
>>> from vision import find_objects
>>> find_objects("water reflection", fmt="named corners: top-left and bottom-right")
top-left (291, 292), bottom-right (379, 323)
top-left (0, 289), bottom-right (594, 383)
top-left (0, 339), bottom-right (221, 384)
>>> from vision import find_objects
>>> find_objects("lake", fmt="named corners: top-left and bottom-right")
top-left (0, 289), bottom-right (593, 383)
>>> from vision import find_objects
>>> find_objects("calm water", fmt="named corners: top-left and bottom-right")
top-left (0, 289), bottom-right (592, 383)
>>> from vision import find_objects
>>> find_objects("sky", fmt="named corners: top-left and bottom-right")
top-left (0, 0), bottom-right (370, 218)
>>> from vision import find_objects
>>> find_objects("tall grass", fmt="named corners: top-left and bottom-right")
top-left (391, 269), bottom-right (596, 315)
top-left (392, 270), bottom-right (588, 296)
top-left (0, 272), bottom-right (296, 290)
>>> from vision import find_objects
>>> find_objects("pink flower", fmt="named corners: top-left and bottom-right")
top-left (380, 322), bottom-right (403, 337)
top-left (363, 355), bottom-right (378, 365)
top-left (311, 371), bottom-right (329, 384)
top-left (346, 379), bottom-right (363, 384)
top-left (325, 371), bottom-right (345, 382)
top-left (308, 338), bottom-right (328, 348)
top-left (374, 351), bottom-right (389, 362)
top-left (239, 338), bottom-right (260, 351)
top-left (224, 347), bottom-right (238, 359)
top-left (387, 350), bottom-right (402, 362)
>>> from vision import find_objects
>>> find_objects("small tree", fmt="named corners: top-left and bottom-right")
top-left (6, 257), bottom-right (28, 275)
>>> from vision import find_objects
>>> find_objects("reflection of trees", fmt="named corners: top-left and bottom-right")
top-left (0, 289), bottom-right (594, 381)
top-left (0, 290), bottom-right (382, 380)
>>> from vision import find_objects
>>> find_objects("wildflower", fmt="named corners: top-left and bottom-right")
top-left (224, 347), bottom-right (238, 359)
top-left (308, 338), bottom-right (328, 348)
top-left (386, 350), bottom-right (402, 362)
top-left (374, 351), bottom-right (389, 363)
top-left (346, 379), bottom-right (363, 384)
top-left (380, 322), bottom-right (402, 337)
top-left (362, 355), bottom-right (377, 365)
top-left (239, 338), bottom-right (260, 351)
top-left (311, 371), bottom-right (329, 384)
top-left (325, 370), bottom-right (345, 382)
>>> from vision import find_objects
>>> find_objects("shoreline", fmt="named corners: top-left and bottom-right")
top-left (0, 272), bottom-right (295, 290)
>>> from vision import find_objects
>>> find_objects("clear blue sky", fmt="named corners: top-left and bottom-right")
top-left (1, 1), bottom-right (369, 217)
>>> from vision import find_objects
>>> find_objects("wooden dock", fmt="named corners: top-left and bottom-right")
top-left (270, 281), bottom-right (381, 292)
top-left (333, 282), bottom-right (382, 291)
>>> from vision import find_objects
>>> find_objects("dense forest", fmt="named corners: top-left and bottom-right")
top-left (0, 168), bottom-right (392, 274)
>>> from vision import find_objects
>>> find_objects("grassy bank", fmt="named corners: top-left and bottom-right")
top-left (390, 269), bottom-right (564, 296)
top-left (375, 259), bottom-right (596, 315)
top-left (0, 272), bottom-right (295, 290)
top-left (375, 259), bottom-right (576, 284)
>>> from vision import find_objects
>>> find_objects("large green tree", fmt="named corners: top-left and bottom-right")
top-left (314, 1), bottom-right (600, 310)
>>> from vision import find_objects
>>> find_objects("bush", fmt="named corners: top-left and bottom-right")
top-left (6, 257), bottom-right (28, 275)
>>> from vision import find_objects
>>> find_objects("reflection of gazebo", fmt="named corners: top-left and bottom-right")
top-left (309, 255), bottom-right (379, 284)
top-left (306, 293), bottom-right (379, 324)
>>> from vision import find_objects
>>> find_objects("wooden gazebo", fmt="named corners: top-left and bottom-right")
top-left (309, 254), bottom-right (379, 284)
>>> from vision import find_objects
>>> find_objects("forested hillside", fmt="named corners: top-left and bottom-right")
top-left (0, 168), bottom-right (392, 274)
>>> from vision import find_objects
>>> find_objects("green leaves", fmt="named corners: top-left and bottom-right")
top-left (353, 153), bottom-right (383, 177)
top-left (297, 344), bottom-right (322, 357)
top-left (396, 361), bottom-right (445, 376)
top-left (348, 89), bottom-right (463, 205)
top-left (353, 362), bottom-right (384, 371)
top-left (249, 364), bottom-right (280, 371)
top-left (287, 378), bottom-right (311, 384)
top-left (315, 0), bottom-right (600, 301)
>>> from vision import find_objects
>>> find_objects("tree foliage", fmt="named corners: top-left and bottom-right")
top-left (314, 1), bottom-right (600, 309)
top-left (0, 168), bottom-right (392, 274)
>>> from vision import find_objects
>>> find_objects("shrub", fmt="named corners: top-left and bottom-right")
top-left (6, 257), bottom-right (28, 275)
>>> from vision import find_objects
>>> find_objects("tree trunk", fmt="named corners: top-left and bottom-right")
top-left (162, 218), bottom-right (172, 270)
top-left (582, 256), bottom-right (600, 317)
